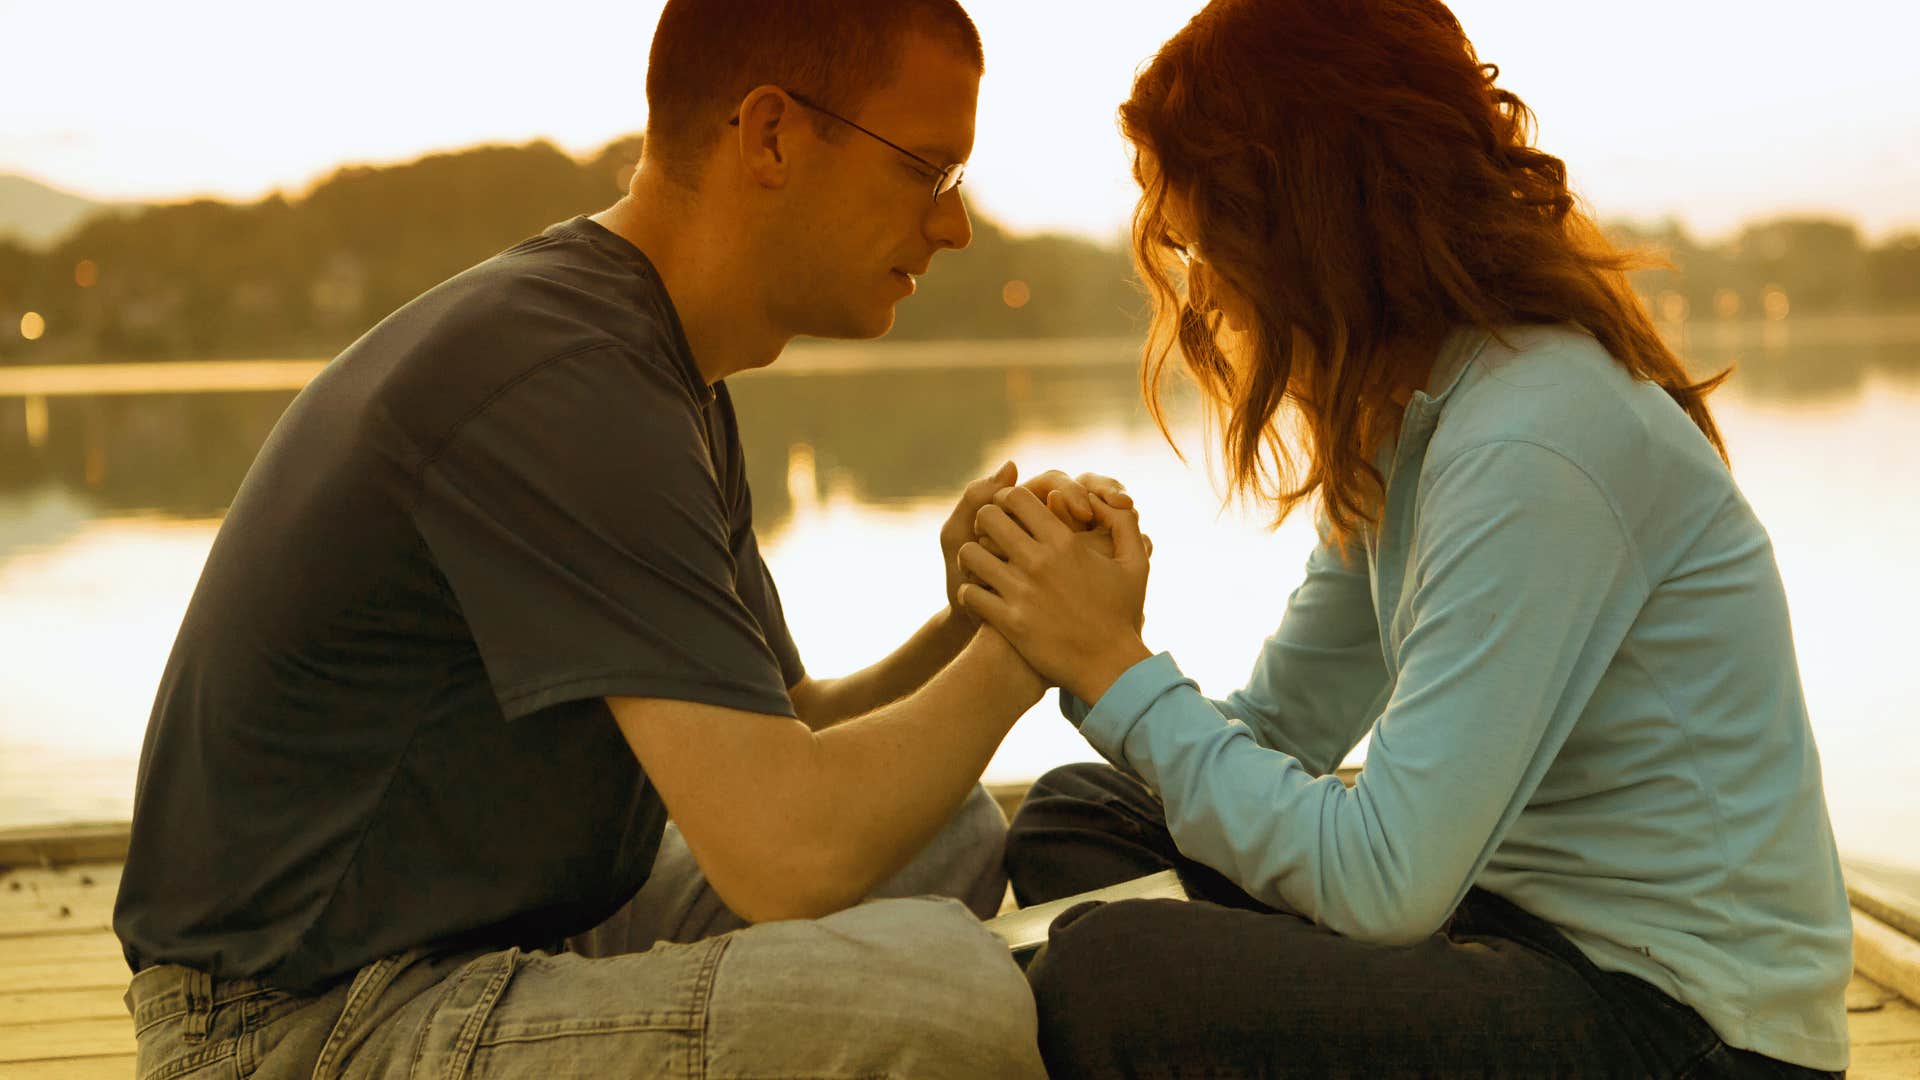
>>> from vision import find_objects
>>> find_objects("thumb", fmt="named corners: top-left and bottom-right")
top-left (991, 459), bottom-right (1018, 486)
top-left (1090, 496), bottom-right (1145, 562)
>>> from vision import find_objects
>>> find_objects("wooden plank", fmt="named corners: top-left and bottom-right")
top-left (0, 864), bottom-right (119, 937)
top-left (0, 864), bottom-right (124, 898)
top-left (0, 1017), bottom-right (134, 1064)
top-left (0, 865), bottom-right (124, 908)
top-left (0, 1055), bottom-right (137, 1079)
top-left (9, 959), bottom-right (133, 993)
top-left (1856, 907), bottom-right (1920, 1010)
top-left (0, 880), bottom-right (120, 902)
top-left (0, 930), bottom-right (124, 968)
top-left (0, 987), bottom-right (128, 1025)
top-left (1849, 863), bottom-right (1920, 944)
top-left (1849, 991), bottom-right (1920, 1046)
top-left (0, 827), bottom-right (130, 870)
top-left (1848, 972), bottom-right (1897, 1012)
top-left (1852, 1040), bottom-right (1920, 1079)
top-left (0, 903), bottom-right (113, 937)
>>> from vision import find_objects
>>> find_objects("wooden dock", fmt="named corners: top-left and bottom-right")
top-left (4, 815), bottom-right (1918, 1077)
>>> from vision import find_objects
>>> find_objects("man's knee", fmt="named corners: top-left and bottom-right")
top-left (711, 897), bottom-right (1043, 1079)
top-left (841, 897), bottom-right (1041, 1075)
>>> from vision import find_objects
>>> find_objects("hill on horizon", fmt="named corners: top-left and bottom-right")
top-left (0, 133), bottom-right (1144, 362)
top-left (1, 135), bottom-right (1914, 367)
top-left (0, 174), bottom-right (128, 250)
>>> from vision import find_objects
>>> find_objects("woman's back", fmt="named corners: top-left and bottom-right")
top-left (1407, 324), bottom-right (1851, 1065)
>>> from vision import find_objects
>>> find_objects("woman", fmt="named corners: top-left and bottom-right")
top-left (956, 1), bottom-right (1852, 1076)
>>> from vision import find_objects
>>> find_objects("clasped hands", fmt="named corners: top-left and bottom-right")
top-left (939, 462), bottom-right (1154, 706)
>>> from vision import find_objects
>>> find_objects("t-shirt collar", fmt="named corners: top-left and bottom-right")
top-left (549, 215), bottom-right (716, 407)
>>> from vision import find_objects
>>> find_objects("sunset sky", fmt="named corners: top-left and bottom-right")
top-left (3, 0), bottom-right (1915, 242)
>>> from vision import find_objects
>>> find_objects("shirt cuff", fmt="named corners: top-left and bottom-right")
top-left (1057, 688), bottom-right (1092, 728)
top-left (1078, 652), bottom-right (1196, 767)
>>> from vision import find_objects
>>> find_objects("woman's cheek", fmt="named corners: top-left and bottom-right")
top-left (1222, 300), bottom-right (1250, 333)
top-left (1201, 265), bottom-right (1252, 332)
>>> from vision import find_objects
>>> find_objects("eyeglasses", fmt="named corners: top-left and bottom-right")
top-left (730, 89), bottom-right (966, 205)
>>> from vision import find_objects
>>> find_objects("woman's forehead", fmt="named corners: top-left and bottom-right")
top-left (1160, 189), bottom-right (1199, 237)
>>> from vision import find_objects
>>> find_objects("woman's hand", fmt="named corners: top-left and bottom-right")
top-left (1018, 469), bottom-right (1133, 528)
top-left (956, 486), bottom-right (1153, 705)
top-left (941, 466), bottom-right (1133, 624)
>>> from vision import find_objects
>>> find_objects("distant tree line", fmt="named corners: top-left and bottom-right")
top-left (0, 135), bottom-right (1142, 364)
top-left (1610, 218), bottom-right (1920, 323)
top-left (1, 133), bottom-right (1916, 365)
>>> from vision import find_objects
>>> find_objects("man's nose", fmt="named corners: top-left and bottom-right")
top-left (927, 189), bottom-right (973, 252)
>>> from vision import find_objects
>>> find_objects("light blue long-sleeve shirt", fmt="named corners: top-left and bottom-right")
top-left (1067, 324), bottom-right (1852, 1069)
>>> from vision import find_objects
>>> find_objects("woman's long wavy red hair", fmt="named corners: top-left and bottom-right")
top-left (1122, 0), bottom-right (1728, 545)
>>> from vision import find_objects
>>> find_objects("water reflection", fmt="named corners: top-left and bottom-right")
top-left (0, 355), bottom-right (1176, 539)
top-left (1689, 332), bottom-right (1920, 404)
top-left (5, 321), bottom-right (1914, 539)
top-left (0, 390), bottom-right (299, 533)
top-left (1674, 315), bottom-right (1920, 407)
top-left (729, 360), bottom-right (1166, 530)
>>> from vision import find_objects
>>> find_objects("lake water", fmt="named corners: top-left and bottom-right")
top-left (2, 322), bottom-right (1916, 872)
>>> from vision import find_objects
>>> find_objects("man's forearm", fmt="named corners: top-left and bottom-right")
top-left (648, 628), bottom-right (1042, 924)
top-left (788, 629), bottom-right (1042, 912)
top-left (793, 606), bottom-right (975, 730)
top-left (660, 626), bottom-right (1044, 922)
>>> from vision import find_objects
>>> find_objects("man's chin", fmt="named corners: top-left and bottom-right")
top-left (805, 305), bottom-right (897, 342)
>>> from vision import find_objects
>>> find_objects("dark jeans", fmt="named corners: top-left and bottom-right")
top-left (1005, 763), bottom-right (1844, 1080)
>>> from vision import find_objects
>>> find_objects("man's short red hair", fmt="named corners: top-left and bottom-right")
top-left (644, 0), bottom-right (983, 188)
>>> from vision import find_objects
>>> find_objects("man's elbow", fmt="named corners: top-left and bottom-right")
top-left (695, 838), bottom-right (864, 925)
top-left (721, 875), bottom-right (855, 925)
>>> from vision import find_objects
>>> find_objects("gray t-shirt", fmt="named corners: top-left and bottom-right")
top-left (114, 217), bottom-right (804, 992)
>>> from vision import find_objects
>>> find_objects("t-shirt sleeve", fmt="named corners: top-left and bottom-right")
top-left (411, 344), bottom-right (796, 721)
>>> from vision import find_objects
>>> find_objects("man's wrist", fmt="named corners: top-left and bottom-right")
top-left (969, 626), bottom-right (1049, 706)
top-left (932, 603), bottom-right (976, 653)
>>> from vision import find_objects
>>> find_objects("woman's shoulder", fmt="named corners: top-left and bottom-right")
top-left (1421, 323), bottom-right (1743, 565)
top-left (1428, 323), bottom-right (1714, 477)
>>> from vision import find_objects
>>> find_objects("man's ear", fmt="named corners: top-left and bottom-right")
top-left (734, 85), bottom-right (795, 190)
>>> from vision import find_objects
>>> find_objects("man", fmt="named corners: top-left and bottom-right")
top-left (114, 2), bottom-right (1121, 1075)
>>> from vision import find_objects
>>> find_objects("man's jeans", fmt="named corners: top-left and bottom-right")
top-left (1007, 763), bottom-right (1845, 1080)
top-left (125, 785), bottom-right (1044, 1079)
